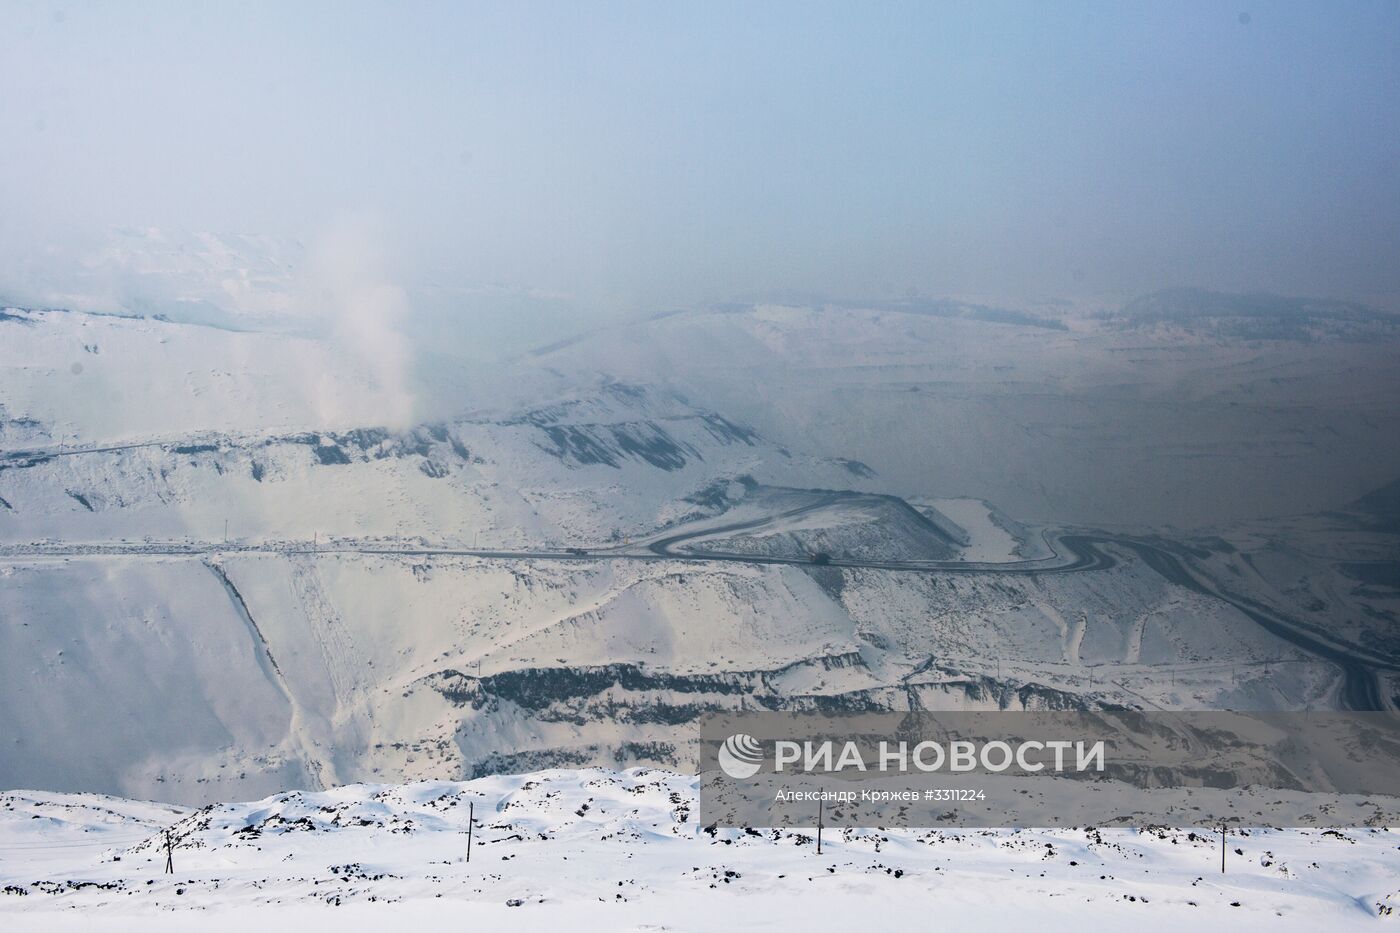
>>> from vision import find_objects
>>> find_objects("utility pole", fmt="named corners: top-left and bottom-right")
top-left (466, 800), bottom-right (474, 863)
top-left (164, 831), bottom-right (174, 875)
top-left (817, 799), bottom-right (823, 855)
top-left (1220, 824), bottom-right (1226, 874)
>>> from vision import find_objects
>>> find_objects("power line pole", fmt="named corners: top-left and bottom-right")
top-left (817, 799), bottom-right (823, 856)
top-left (1220, 824), bottom-right (1226, 874)
top-left (466, 801), bottom-right (474, 863)
top-left (164, 830), bottom-right (174, 874)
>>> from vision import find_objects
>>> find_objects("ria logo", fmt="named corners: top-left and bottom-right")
top-left (717, 733), bottom-right (764, 779)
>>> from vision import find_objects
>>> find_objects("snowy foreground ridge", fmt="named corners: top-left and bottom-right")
top-left (2, 768), bottom-right (1398, 931)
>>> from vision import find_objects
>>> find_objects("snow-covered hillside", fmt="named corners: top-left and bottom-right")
top-left (1, 302), bottom-right (1396, 805)
top-left (1, 768), bottom-right (1397, 931)
top-left (525, 300), bottom-right (1400, 527)
top-left (0, 306), bottom-right (873, 546)
top-left (0, 307), bottom-right (410, 444)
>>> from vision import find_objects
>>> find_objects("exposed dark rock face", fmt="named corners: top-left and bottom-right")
top-left (65, 490), bottom-right (95, 511)
top-left (423, 654), bottom-right (1093, 777)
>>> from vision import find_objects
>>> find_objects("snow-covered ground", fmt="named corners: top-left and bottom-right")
top-left (919, 497), bottom-right (1029, 562)
top-left (2, 768), bottom-right (1397, 931)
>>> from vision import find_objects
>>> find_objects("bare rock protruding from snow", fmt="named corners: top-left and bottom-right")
top-left (1, 769), bottom-right (1397, 929)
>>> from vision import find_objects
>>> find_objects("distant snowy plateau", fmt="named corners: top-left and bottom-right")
top-left (1, 295), bottom-right (1399, 926)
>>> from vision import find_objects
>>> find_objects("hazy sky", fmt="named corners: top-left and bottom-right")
top-left (2, 0), bottom-right (1398, 336)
